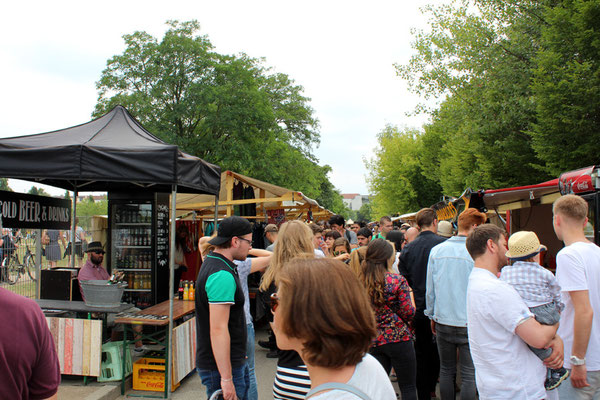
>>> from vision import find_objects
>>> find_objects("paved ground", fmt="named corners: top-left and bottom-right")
top-left (57, 326), bottom-right (420, 399)
top-left (57, 327), bottom-right (278, 400)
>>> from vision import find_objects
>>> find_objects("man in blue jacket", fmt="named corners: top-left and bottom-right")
top-left (425, 208), bottom-right (487, 400)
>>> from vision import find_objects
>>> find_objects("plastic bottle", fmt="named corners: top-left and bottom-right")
top-left (183, 281), bottom-right (189, 301)
top-left (178, 281), bottom-right (184, 300)
top-left (189, 282), bottom-right (195, 301)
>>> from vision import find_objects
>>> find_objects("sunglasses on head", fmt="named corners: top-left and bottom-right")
top-left (270, 293), bottom-right (279, 313)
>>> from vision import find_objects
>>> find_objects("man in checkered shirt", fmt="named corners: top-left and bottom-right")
top-left (500, 230), bottom-right (569, 391)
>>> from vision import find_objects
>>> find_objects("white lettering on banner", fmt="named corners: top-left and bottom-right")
top-left (47, 206), bottom-right (70, 222)
top-left (1, 201), bottom-right (17, 219)
top-left (19, 200), bottom-right (41, 222)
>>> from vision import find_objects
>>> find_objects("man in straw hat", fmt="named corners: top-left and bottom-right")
top-left (500, 231), bottom-right (569, 390)
top-left (425, 208), bottom-right (486, 399)
top-left (465, 224), bottom-right (564, 399)
top-left (552, 194), bottom-right (600, 398)
top-left (195, 216), bottom-right (253, 400)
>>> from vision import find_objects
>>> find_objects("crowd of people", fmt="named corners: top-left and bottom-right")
top-left (194, 193), bottom-right (600, 400)
top-left (2, 193), bottom-right (599, 399)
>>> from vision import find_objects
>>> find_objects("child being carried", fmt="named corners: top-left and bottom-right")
top-left (500, 230), bottom-right (569, 391)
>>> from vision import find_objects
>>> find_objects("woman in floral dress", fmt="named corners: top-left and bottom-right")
top-left (360, 238), bottom-right (417, 400)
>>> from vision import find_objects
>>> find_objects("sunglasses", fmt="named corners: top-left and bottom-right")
top-left (270, 293), bottom-right (279, 313)
top-left (236, 237), bottom-right (253, 246)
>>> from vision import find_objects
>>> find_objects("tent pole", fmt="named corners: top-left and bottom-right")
top-left (71, 189), bottom-right (77, 268)
top-left (167, 185), bottom-right (177, 399)
top-left (214, 195), bottom-right (219, 229)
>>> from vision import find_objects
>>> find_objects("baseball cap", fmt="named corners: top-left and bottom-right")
top-left (265, 224), bottom-right (279, 233)
top-left (208, 216), bottom-right (253, 246)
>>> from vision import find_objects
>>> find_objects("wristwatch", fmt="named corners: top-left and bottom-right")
top-left (570, 355), bottom-right (586, 366)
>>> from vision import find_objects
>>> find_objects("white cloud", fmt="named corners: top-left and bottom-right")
top-left (0, 0), bottom-right (436, 196)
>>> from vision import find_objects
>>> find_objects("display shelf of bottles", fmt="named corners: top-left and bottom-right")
top-left (122, 292), bottom-right (153, 309)
top-left (114, 223), bottom-right (151, 226)
top-left (115, 245), bottom-right (151, 249)
top-left (115, 208), bottom-right (152, 224)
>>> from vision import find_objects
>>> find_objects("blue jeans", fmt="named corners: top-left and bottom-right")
top-left (246, 323), bottom-right (258, 400)
top-left (197, 364), bottom-right (249, 400)
top-left (435, 323), bottom-right (476, 400)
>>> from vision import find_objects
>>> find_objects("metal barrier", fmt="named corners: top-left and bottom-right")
top-left (0, 217), bottom-right (104, 299)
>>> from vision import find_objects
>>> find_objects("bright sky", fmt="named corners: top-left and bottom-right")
top-left (0, 0), bottom-right (433, 197)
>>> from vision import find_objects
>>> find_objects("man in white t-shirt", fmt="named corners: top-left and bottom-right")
top-left (465, 224), bottom-right (564, 399)
top-left (553, 194), bottom-right (600, 398)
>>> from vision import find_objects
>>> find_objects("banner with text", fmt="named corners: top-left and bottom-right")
top-left (0, 190), bottom-right (71, 230)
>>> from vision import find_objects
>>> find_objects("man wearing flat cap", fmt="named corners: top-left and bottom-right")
top-left (195, 216), bottom-right (253, 400)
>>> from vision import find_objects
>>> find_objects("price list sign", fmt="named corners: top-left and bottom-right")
top-left (156, 202), bottom-right (170, 269)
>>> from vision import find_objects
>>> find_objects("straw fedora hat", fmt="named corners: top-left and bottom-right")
top-left (505, 231), bottom-right (547, 260)
top-left (437, 220), bottom-right (454, 238)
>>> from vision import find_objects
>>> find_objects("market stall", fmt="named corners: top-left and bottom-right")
top-left (175, 170), bottom-right (333, 224)
top-left (0, 105), bottom-right (221, 397)
top-left (175, 170), bottom-right (332, 222)
top-left (469, 179), bottom-right (563, 270)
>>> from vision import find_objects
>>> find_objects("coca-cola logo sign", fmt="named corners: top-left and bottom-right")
top-left (559, 166), bottom-right (596, 195)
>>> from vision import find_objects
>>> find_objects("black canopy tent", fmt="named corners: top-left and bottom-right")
top-left (0, 105), bottom-right (220, 193)
top-left (0, 105), bottom-right (221, 397)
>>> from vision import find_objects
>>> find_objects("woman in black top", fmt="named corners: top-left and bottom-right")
top-left (259, 220), bottom-right (315, 400)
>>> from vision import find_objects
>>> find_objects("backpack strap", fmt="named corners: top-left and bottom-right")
top-left (306, 382), bottom-right (371, 400)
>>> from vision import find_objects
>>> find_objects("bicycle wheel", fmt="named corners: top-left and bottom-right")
top-left (5, 256), bottom-right (20, 285)
top-left (25, 255), bottom-right (37, 281)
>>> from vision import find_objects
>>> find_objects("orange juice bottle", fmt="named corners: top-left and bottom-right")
top-left (189, 282), bottom-right (195, 301)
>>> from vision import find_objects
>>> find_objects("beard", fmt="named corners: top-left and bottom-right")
top-left (91, 254), bottom-right (104, 265)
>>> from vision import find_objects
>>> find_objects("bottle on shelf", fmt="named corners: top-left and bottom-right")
top-left (189, 282), bottom-right (195, 301)
top-left (183, 281), bottom-right (189, 301)
top-left (178, 281), bottom-right (184, 300)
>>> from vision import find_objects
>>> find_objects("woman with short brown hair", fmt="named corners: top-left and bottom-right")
top-left (273, 258), bottom-right (396, 399)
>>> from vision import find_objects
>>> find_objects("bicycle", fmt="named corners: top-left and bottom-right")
top-left (0, 236), bottom-right (36, 285)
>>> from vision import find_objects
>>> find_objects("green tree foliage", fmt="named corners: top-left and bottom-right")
top-left (76, 200), bottom-right (108, 228)
top-left (95, 20), bottom-right (346, 215)
top-left (396, 0), bottom-right (553, 195)
top-left (531, 0), bottom-right (600, 174)
top-left (27, 186), bottom-right (50, 196)
top-left (365, 126), bottom-right (443, 216)
top-left (356, 202), bottom-right (373, 222)
top-left (63, 190), bottom-right (71, 200)
top-left (0, 179), bottom-right (12, 192)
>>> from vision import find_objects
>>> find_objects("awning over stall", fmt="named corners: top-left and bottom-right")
top-left (175, 170), bottom-right (333, 221)
top-left (479, 179), bottom-right (560, 212)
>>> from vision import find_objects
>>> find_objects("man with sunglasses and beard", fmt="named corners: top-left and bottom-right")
top-left (78, 242), bottom-right (146, 354)
top-left (195, 216), bottom-right (254, 400)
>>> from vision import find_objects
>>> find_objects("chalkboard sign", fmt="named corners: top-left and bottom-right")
top-left (155, 195), bottom-right (170, 270)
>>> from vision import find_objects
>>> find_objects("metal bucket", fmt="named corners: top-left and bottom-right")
top-left (80, 280), bottom-right (127, 307)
